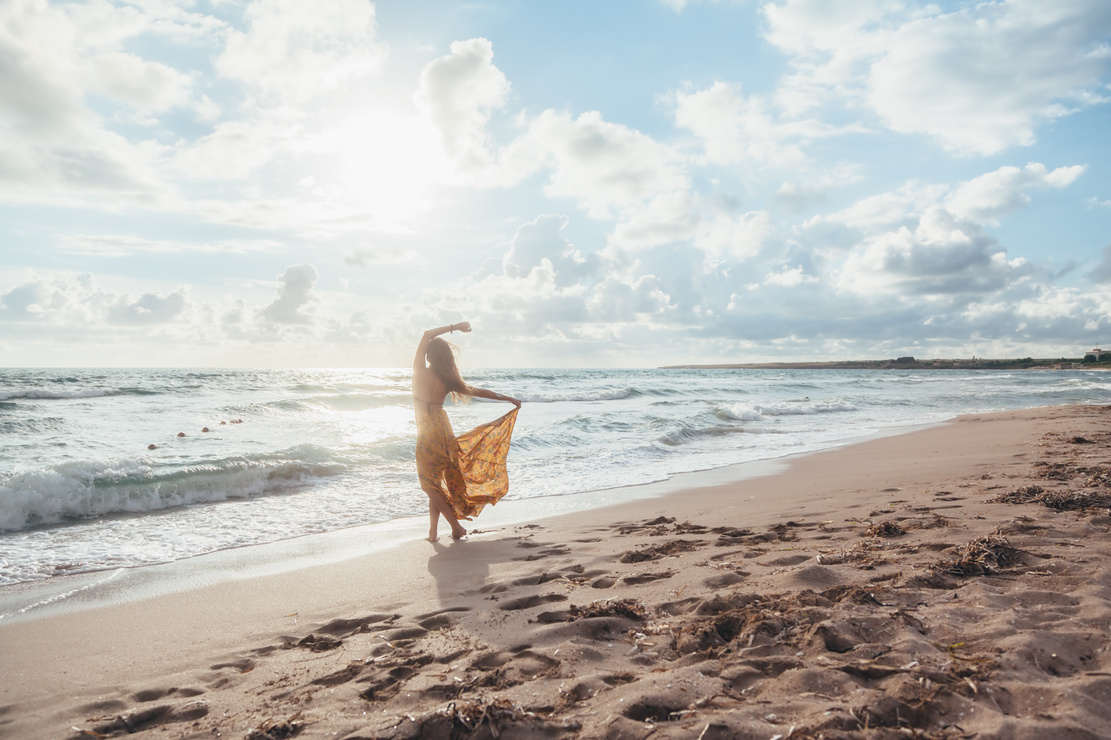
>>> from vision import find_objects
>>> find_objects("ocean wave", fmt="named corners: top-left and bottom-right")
top-left (243, 393), bottom-right (408, 416)
top-left (0, 447), bottom-right (346, 532)
top-left (717, 399), bottom-right (857, 422)
top-left (657, 424), bottom-right (748, 447)
top-left (521, 388), bottom-right (640, 403)
top-left (0, 417), bottom-right (67, 434)
top-left (0, 388), bottom-right (125, 402)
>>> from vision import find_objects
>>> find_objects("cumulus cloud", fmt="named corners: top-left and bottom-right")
top-left (764, 265), bottom-right (819, 287)
top-left (217, 0), bottom-right (384, 102)
top-left (0, 272), bottom-right (191, 327)
top-left (610, 191), bottom-right (702, 249)
top-left (817, 162), bottom-right (1084, 237)
top-left (0, 265), bottom-right (353, 358)
top-left (695, 210), bottom-right (776, 261)
top-left (0, 0), bottom-right (221, 202)
top-left (764, 0), bottom-right (1111, 154)
top-left (502, 110), bottom-right (689, 219)
top-left (674, 82), bottom-right (813, 170)
top-left (587, 275), bottom-right (674, 321)
top-left (107, 290), bottom-right (189, 325)
top-left (415, 38), bottom-right (510, 170)
top-left (503, 215), bottom-right (600, 285)
top-left (260, 263), bottom-right (320, 325)
top-left (838, 206), bottom-right (1030, 297)
top-left (1, 272), bottom-right (97, 321)
top-left (946, 164), bottom-right (1085, 223)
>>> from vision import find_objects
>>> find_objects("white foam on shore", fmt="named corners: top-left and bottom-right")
top-left (0, 420), bottom-right (933, 625)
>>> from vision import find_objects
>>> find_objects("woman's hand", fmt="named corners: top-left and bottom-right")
top-left (509, 396), bottom-right (522, 408)
top-left (450, 321), bottom-right (472, 334)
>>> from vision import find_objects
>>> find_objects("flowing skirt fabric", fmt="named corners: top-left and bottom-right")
top-left (416, 406), bottom-right (519, 520)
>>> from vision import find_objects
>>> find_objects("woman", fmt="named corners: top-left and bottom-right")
top-left (413, 321), bottom-right (521, 541)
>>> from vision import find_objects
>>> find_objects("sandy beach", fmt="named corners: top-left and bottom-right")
top-left (3, 404), bottom-right (1111, 739)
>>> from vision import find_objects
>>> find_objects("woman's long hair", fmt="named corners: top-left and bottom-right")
top-left (426, 337), bottom-right (472, 402)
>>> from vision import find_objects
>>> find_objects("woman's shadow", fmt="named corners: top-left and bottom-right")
top-left (426, 535), bottom-right (521, 605)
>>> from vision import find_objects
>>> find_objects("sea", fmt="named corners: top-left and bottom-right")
top-left (2, 367), bottom-right (1109, 591)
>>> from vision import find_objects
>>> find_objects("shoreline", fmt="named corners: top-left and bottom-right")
top-left (2, 404), bottom-right (1110, 739)
top-left (0, 419), bottom-right (934, 613)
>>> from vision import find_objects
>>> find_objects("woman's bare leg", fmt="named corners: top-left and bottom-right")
top-left (421, 483), bottom-right (467, 540)
top-left (427, 501), bottom-right (439, 542)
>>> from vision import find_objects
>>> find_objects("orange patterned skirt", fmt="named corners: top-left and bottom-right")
top-left (415, 406), bottom-right (519, 520)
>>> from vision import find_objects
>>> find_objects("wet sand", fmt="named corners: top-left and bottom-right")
top-left (2, 405), bottom-right (1111, 739)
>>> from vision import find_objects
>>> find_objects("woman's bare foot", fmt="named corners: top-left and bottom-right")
top-left (451, 526), bottom-right (468, 540)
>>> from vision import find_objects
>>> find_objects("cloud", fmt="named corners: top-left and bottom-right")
top-left (260, 263), bottom-right (320, 325)
top-left (587, 275), bottom-right (674, 321)
top-left (503, 214), bottom-right (600, 285)
top-left (673, 82), bottom-right (812, 170)
top-left (1089, 245), bottom-right (1111, 284)
top-left (415, 38), bottom-right (510, 170)
top-left (695, 210), bottom-right (776, 260)
top-left (946, 163), bottom-right (1086, 223)
top-left (504, 110), bottom-right (690, 219)
top-left (171, 118), bottom-right (300, 180)
top-left (344, 246), bottom-right (419, 266)
top-left (610, 191), bottom-right (702, 249)
top-left (58, 234), bottom-right (282, 256)
top-left (764, 0), bottom-right (1111, 155)
top-left (217, 0), bottom-right (385, 102)
top-left (87, 51), bottom-right (192, 113)
top-left (0, 0), bottom-right (217, 202)
top-left (763, 265), bottom-right (819, 287)
top-left (774, 165), bottom-right (864, 210)
top-left (106, 289), bottom-right (189, 325)
top-left (0, 272), bottom-right (187, 327)
top-left (1, 272), bottom-right (98, 322)
top-left (816, 162), bottom-right (1084, 238)
top-left (838, 206), bottom-right (1030, 297)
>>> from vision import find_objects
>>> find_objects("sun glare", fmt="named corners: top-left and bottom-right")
top-left (323, 108), bottom-right (452, 227)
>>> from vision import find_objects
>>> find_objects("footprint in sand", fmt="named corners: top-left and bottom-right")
top-left (590, 575), bottom-right (618, 589)
top-left (498, 593), bottom-right (569, 611)
top-left (417, 613), bottom-right (458, 631)
top-left (703, 571), bottom-right (748, 588)
top-left (314, 612), bottom-right (400, 637)
top-left (131, 686), bottom-right (205, 702)
top-left (619, 539), bottom-right (700, 563)
top-left (621, 571), bottom-right (674, 586)
top-left (77, 702), bottom-right (211, 736)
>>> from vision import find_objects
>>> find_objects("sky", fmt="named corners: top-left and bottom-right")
top-left (1, 0), bottom-right (1110, 368)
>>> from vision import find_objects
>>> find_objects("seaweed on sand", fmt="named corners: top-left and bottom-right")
top-left (246, 712), bottom-right (307, 740)
top-left (866, 520), bottom-right (907, 537)
top-left (569, 598), bottom-right (649, 621)
top-left (391, 697), bottom-right (574, 739)
top-left (992, 485), bottom-right (1111, 511)
top-left (991, 485), bottom-right (1045, 504)
top-left (619, 539), bottom-right (699, 563)
top-left (940, 535), bottom-right (1023, 577)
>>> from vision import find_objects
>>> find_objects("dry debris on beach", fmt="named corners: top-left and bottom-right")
top-left (46, 406), bottom-right (1111, 739)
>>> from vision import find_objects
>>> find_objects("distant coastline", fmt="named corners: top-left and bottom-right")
top-left (661, 357), bottom-right (1105, 370)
